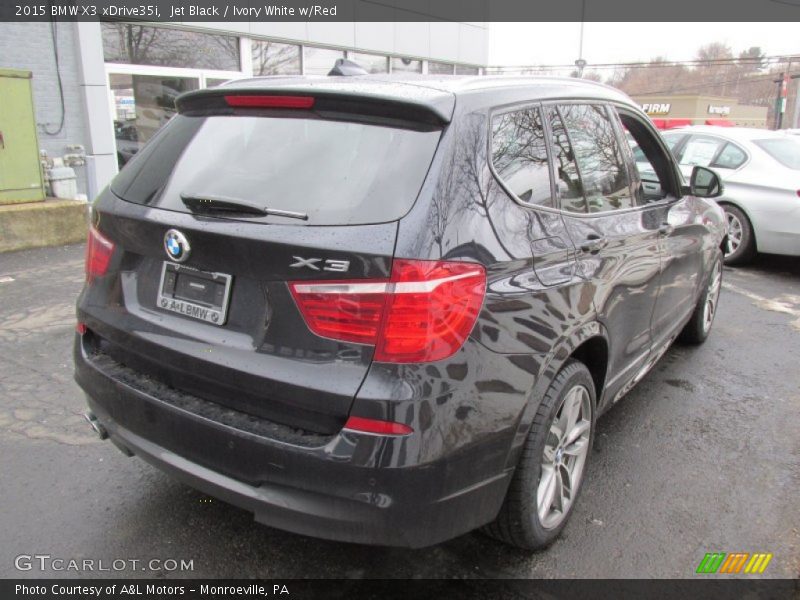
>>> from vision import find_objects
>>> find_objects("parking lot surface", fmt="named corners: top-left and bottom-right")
top-left (0, 244), bottom-right (797, 578)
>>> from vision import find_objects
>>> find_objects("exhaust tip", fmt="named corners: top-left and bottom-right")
top-left (84, 412), bottom-right (108, 440)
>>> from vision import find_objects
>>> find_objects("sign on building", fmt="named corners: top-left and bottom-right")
top-left (641, 103), bottom-right (671, 115)
top-left (708, 105), bottom-right (732, 115)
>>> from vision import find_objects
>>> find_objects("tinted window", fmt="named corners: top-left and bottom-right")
top-left (303, 47), bottom-right (344, 75)
top-left (491, 107), bottom-right (553, 207)
top-left (102, 24), bottom-right (240, 71)
top-left (251, 41), bottom-right (301, 76)
top-left (111, 115), bottom-right (441, 225)
top-left (712, 143), bottom-right (747, 169)
top-left (559, 104), bottom-right (634, 212)
top-left (392, 57), bottom-right (423, 73)
top-left (348, 53), bottom-right (388, 74)
top-left (455, 65), bottom-right (480, 75)
top-left (548, 109), bottom-right (586, 213)
top-left (428, 61), bottom-right (454, 75)
top-left (753, 138), bottom-right (800, 170)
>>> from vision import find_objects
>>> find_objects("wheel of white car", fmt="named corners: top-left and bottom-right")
top-left (722, 205), bottom-right (755, 266)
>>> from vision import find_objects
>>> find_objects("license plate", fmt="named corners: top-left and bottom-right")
top-left (156, 262), bottom-right (233, 326)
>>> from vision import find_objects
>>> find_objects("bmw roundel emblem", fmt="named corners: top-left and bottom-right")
top-left (164, 229), bottom-right (191, 263)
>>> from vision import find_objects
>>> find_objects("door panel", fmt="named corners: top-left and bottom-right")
top-left (650, 198), bottom-right (706, 345)
top-left (548, 104), bottom-right (662, 403)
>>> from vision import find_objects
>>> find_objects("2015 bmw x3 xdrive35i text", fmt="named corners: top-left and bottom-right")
top-left (75, 76), bottom-right (727, 549)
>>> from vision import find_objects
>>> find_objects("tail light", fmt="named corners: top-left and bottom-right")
top-left (289, 259), bottom-right (486, 363)
top-left (343, 416), bottom-right (413, 436)
top-left (85, 225), bottom-right (115, 283)
top-left (224, 95), bottom-right (315, 109)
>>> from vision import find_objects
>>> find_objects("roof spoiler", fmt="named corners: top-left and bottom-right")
top-left (176, 88), bottom-right (453, 130)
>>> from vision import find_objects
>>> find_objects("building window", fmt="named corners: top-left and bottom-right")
top-left (252, 40), bottom-right (301, 76)
top-left (110, 73), bottom-right (200, 168)
top-left (205, 78), bottom-right (232, 88)
top-left (428, 61), bottom-right (455, 75)
top-left (391, 57), bottom-right (422, 73)
top-left (101, 24), bottom-right (240, 71)
top-left (348, 52), bottom-right (389, 74)
top-left (455, 65), bottom-right (479, 75)
top-left (304, 46), bottom-right (345, 75)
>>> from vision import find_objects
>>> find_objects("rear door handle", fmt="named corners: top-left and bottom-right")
top-left (658, 223), bottom-right (674, 236)
top-left (580, 236), bottom-right (608, 254)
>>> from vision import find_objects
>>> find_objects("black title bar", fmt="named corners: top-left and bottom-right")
top-left (2, 0), bottom-right (800, 22)
top-left (2, 579), bottom-right (799, 600)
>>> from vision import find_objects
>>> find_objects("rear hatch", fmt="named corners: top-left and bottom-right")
top-left (84, 82), bottom-right (452, 435)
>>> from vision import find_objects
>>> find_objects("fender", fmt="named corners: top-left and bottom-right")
top-left (503, 320), bottom-right (609, 470)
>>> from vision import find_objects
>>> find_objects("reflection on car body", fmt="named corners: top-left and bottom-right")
top-left (75, 74), bottom-right (727, 550)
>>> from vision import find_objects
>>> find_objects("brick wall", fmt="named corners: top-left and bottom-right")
top-left (0, 22), bottom-right (90, 196)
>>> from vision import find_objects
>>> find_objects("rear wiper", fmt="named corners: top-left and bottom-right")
top-left (180, 193), bottom-right (309, 221)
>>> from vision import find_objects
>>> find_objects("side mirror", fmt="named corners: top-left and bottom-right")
top-left (689, 166), bottom-right (724, 198)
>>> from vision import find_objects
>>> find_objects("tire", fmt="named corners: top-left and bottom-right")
top-left (485, 359), bottom-right (595, 550)
top-left (722, 205), bottom-right (755, 266)
top-left (679, 252), bottom-right (723, 345)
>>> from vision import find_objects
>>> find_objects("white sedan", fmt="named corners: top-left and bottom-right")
top-left (636, 126), bottom-right (800, 265)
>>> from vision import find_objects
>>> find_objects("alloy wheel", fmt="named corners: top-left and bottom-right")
top-left (537, 385), bottom-right (592, 529)
top-left (725, 211), bottom-right (743, 256)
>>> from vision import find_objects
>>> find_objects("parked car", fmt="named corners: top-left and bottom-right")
top-left (637, 125), bottom-right (800, 265)
top-left (75, 75), bottom-right (726, 550)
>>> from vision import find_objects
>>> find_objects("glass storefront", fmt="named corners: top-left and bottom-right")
top-left (429, 61), bottom-right (455, 75)
top-left (455, 65), bottom-right (480, 75)
top-left (102, 24), bottom-right (240, 71)
top-left (391, 57), bottom-right (423, 73)
top-left (304, 47), bottom-right (345, 75)
top-left (348, 52), bottom-right (389, 74)
top-left (252, 41), bottom-right (301, 76)
top-left (104, 26), bottom-right (482, 170)
top-left (109, 73), bottom-right (200, 168)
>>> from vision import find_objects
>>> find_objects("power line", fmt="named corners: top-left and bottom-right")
top-left (634, 70), bottom-right (800, 96)
top-left (487, 53), bottom-right (800, 73)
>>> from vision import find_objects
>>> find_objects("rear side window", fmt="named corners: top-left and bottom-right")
top-left (712, 143), bottom-right (747, 169)
top-left (491, 107), bottom-right (553, 208)
top-left (558, 104), bottom-right (635, 213)
top-left (111, 114), bottom-right (441, 225)
top-left (679, 135), bottom-right (725, 167)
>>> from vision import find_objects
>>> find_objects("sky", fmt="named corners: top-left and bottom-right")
top-left (489, 23), bottom-right (800, 67)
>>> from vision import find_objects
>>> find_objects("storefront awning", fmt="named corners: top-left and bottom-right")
top-left (705, 119), bottom-right (734, 127)
top-left (651, 118), bottom-right (693, 130)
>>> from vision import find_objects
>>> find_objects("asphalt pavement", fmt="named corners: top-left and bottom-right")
top-left (0, 243), bottom-right (797, 579)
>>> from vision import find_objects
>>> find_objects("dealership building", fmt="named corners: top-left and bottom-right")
top-left (632, 94), bottom-right (769, 129)
top-left (0, 21), bottom-right (488, 202)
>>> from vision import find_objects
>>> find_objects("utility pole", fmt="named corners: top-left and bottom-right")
top-left (574, 0), bottom-right (587, 78)
top-left (773, 71), bottom-right (800, 129)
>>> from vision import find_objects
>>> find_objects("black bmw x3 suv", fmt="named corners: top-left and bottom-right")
top-left (75, 75), bottom-right (727, 549)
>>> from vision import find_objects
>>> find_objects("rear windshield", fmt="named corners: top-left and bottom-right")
top-left (753, 138), bottom-right (800, 170)
top-left (111, 114), bottom-right (441, 225)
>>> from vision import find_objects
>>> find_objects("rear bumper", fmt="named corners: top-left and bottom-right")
top-left (75, 335), bottom-right (514, 548)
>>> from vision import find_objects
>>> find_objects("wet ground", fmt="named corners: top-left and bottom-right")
top-left (0, 244), bottom-right (797, 579)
